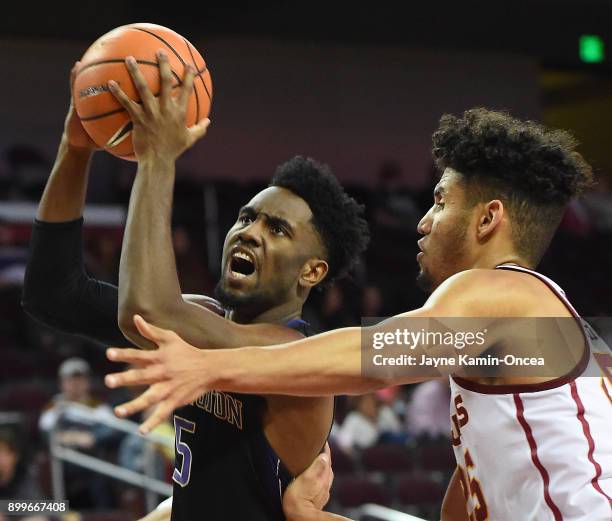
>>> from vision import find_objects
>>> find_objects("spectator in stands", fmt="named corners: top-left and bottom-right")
top-left (118, 403), bottom-right (174, 480)
top-left (39, 357), bottom-right (119, 509)
top-left (405, 379), bottom-right (451, 439)
top-left (334, 393), bottom-right (402, 453)
top-left (0, 428), bottom-right (42, 500)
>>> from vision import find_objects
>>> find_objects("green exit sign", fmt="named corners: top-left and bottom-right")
top-left (579, 35), bottom-right (605, 63)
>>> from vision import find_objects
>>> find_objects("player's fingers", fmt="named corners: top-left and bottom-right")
top-left (108, 80), bottom-right (142, 122)
top-left (106, 346), bottom-right (154, 365)
top-left (188, 118), bottom-right (210, 143)
top-left (177, 65), bottom-right (196, 110)
top-left (125, 56), bottom-right (156, 113)
top-left (114, 384), bottom-right (169, 418)
top-left (133, 314), bottom-right (175, 344)
top-left (139, 401), bottom-right (174, 435)
top-left (157, 51), bottom-right (173, 110)
top-left (105, 365), bottom-right (164, 389)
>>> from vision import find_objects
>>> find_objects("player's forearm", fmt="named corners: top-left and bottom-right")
top-left (118, 155), bottom-right (185, 348)
top-left (210, 327), bottom-right (388, 396)
top-left (37, 137), bottom-right (93, 222)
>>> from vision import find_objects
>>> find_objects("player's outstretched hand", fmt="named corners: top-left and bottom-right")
top-left (105, 315), bottom-right (213, 434)
top-left (107, 51), bottom-right (210, 161)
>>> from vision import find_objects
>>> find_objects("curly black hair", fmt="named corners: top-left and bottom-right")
top-left (432, 108), bottom-right (594, 264)
top-left (270, 156), bottom-right (370, 283)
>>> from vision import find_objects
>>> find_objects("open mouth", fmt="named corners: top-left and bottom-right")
top-left (230, 251), bottom-right (256, 279)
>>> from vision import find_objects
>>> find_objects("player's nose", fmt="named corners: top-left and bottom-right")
top-left (237, 218), bottom-right (264, 247)
top-left (417, 208), bottom-right (433, 235)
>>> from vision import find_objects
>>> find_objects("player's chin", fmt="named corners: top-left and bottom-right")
top-left (223, 269), bottom-right (259, 290)
top-left (416, 268), bottom-right (434, 293)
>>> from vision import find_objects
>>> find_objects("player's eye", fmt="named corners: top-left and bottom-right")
top-left (271, 225), bottom-right (286, 236)
top-left (239, 215), bottom-right (254, 225)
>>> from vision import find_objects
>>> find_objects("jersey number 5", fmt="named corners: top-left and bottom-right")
top-left (458, 448), bottom-right (489, 521)
top-left (173, 416), bottom-right (196, 487)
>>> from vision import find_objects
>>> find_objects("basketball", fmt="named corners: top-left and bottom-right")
top-left (73, 23), bottom-right (212, 161)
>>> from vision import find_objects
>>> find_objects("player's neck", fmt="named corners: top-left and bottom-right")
top-left (472, 248), bottom-right (529, 270)
top-left (227, 300), bottom-right (303, 325)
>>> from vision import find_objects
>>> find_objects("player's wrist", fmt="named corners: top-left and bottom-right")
top-left (137, 151), bottom-right (177, 174)
top-left (60, 135), bottom-right (95, 157)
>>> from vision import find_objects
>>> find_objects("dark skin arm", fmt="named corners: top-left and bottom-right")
top-left (24, 63), bottom-right (216, 346)
top-left (109, 53), bottom-right (333, 476)
top-left (37, 62), bottom-right (96, 223)
top-left (112, 53), bottom-right (307, 352)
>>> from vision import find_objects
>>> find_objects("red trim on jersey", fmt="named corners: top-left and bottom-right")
top-left (569, 381), bottom-right (612, 508)
top-left (452, 264), bottom-right (589, 395)
top-left (513, 394), bottom-right (564, 521)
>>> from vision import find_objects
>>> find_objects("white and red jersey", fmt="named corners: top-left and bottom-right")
top-left (449, 264), bottom-right (612, 521)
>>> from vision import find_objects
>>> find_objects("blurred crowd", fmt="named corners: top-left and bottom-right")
top-left (1, 147), bottom-right (612, 518)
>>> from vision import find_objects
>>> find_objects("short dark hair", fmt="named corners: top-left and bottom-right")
top-left (432, 108), bottom-right (594, 264)
top-left (270, 156), bottom-right (370, 283)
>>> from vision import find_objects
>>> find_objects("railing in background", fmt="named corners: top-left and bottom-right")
top-left (49, 402), bottom-right (173, 512)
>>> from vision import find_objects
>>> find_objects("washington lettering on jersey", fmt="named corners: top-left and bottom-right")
top-left (192, 390), bottom-right (244, 430)
top-left (171, 318), bottom-right (313, 521)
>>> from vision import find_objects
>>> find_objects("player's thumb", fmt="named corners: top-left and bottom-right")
top-left (313, 453), bottom-right (330, 477)
top-left (190, 117), bottom-right (211, 142)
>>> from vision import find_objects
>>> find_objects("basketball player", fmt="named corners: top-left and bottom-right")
top-left (22, 55), bottom-right (370, 520)
top-left (106, 109), bottom-right (612, 520)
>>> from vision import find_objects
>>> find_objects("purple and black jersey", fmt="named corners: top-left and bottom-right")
top-left (169, 318), bottom-right (312, 521)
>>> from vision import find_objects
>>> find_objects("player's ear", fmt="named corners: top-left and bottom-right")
top-left (476, 199), bottom-right (504, 240)
top-left (299, 258), bottom-right (329, 288)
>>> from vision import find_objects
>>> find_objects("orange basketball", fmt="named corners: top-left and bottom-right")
top-left (73, 23), bottom-right (212, 161)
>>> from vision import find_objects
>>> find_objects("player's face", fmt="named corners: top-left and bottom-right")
top-left (416, 168), bottom-right (477, 292)
top-left (216, 187), bottom-right (324, 312)
top-left (60, 374), bottom-right (91, 402)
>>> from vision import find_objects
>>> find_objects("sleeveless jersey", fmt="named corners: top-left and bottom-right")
top-left (449, 265), bottom-right (612, 521)
top-left (170, 318), bottom-right (316, 521)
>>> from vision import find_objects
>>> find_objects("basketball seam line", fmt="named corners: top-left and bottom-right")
top-left (183, 39), bottom-right (201, 121)
top-left (131, 27), bottom-right (189, 67)
top-left (184, 38), bottom-right (212, 103)
top-left (129, 27), bottom-right (209, 100)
